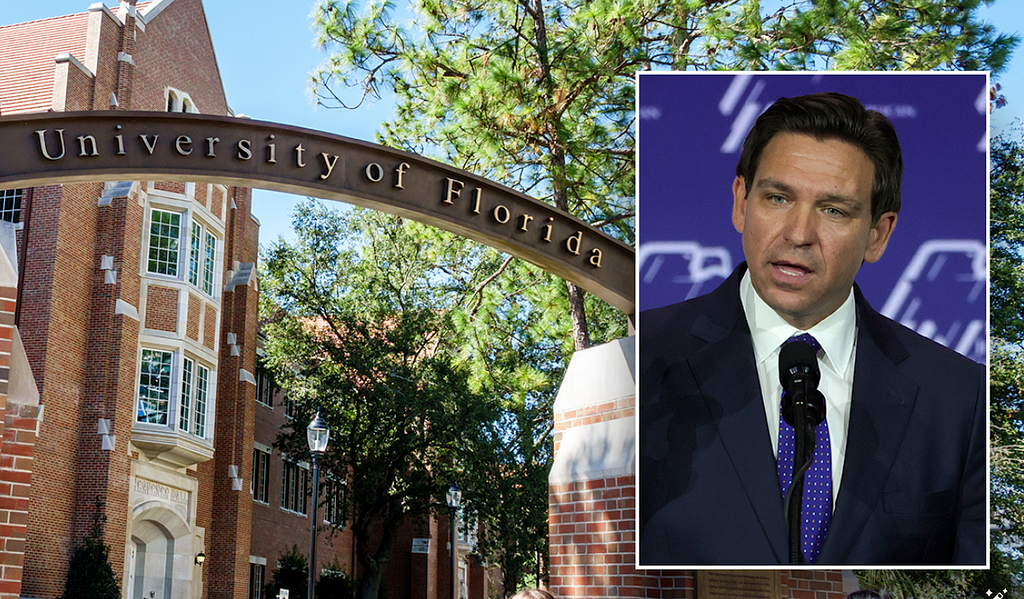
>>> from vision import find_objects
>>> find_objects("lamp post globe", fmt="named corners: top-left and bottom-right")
top-left (307, 410), bottom-right (330, 455)
top-left (306, 411), bottom-right (330, 599)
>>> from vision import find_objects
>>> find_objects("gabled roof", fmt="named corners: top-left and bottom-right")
top-left (0, 11), bottom-right (90, 115)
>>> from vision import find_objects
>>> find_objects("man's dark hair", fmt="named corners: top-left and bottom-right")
top-left (735, 92), bottom-right (902, 223)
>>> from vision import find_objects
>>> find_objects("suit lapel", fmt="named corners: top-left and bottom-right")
top-left (817, 292), bottom-right (918, 564)
top-left (687, 272), bottom-right (789, 562)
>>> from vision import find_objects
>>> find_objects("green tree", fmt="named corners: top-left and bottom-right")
top-left (265, 545), bottom-right (309, 599)
top-left (261, 202), bottom-right (485, 599)
top-left (852, 129), bottom-right (1024, 599)
top-left (317, 563), bottom-right (359, 599)
top-left (60, 499), bottom-right (119, 599)
top-left (309, 0), bottom-right (1017, 351)
top-left (459, 380), bottom-right (554, 592)
top-left (988, 129), bottom-right (1024, 596)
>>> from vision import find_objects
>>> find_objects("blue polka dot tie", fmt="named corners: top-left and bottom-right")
top-left (776, 333), bottom-right (831, 564)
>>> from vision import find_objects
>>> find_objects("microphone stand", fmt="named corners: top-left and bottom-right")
top-left (784, 398), bottom-right (816, 565)
top-left (782, 389), bottom-right (825, 564)
top-left (779, 340), bottom-right (826, 565)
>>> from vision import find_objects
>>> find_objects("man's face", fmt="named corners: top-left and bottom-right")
top-left (732, 132), bottom-right (898, 330)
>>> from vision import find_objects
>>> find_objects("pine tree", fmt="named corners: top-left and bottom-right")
top-left (60, 498), bottom-right (120, 599)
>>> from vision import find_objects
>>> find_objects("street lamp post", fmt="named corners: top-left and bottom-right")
top-left (306, 411), bottom-right (330, 599)
top-left (446, 481), bottom-right (462, 599)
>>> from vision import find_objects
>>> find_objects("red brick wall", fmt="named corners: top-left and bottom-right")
top-left (188, 292), bottom-right (202, 341)
top-left (0, 281), bottom-right (35, 599)
top-left (57, 58), bottom-right (93, 112)
top-left (131, 0), bottom-right (229, 115)
top-left (196, 183), bottom-right (209, 210)
top-left (144, 284), bottom-right (179, 332)
top-left (21, 181), bottom-right (103, 597)
top-left (784, 570), bottom-right (847, 599)
top-left (81, 190), bottom-right (144, 585)
top-left (205, 303), bottom-right (218, 350)
top-left (0, 402), bottom-right (39, 599)
top-left (87, 7), bottom-right (123, 110)
top-left (154, 181), bottom-right (187, 195)
top-left (208, 186), bottom-right (258, 599)
top-left (211, 185), bottom-right (225, 219)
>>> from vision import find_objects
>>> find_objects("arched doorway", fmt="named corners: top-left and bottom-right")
top-left (127, 503), bottom-right (194, 599)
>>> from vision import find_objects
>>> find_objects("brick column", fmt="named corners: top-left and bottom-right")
top-left (0, 223), bottom-right (40, 599)
top-left (548, 337), bottom-right (849, 599)
top-left (208, 187), bottom-right (259, 599)
top-left (73, 187), bottom-right (144, 583)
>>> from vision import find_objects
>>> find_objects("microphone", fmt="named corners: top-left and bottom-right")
top-left (779, 341), bottom-right (825, 427)
top-left (778, 339), bottom-right (826, 564)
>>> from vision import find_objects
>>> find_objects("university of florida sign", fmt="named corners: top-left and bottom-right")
top-left (0, 111), bottom-right (634, 313)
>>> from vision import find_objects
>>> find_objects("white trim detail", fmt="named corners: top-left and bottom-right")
top-left (115, 299), bottom-right (140, 320)
top-left (239, 369), bottom-right (256, 385)
top-left (54, 53), bottom-right (94, 78)
top-left (117, 52), bottom-right (135, 65)
top-left (88, 2), bottom-right (119, 24)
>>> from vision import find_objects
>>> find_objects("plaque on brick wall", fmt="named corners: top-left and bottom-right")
top-left (411, 538), bottom-right (430, 554)
top-left (696, 570), bottom-right (780, 599)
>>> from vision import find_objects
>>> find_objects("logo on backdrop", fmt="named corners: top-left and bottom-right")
top-left (639, 239), bottom-right (985, 363)
top-left (880, 239), bottom-right (986, 364)
top-left (638, 241), bottom-right (732, 302)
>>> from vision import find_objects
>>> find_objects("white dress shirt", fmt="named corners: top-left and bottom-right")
top-left (739, 270), bottom-right (857, 504)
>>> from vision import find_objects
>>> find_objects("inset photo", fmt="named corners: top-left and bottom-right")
top-left (636, 72), bottom-right (988, 568)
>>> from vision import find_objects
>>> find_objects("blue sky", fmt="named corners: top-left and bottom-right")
top-left (3, 0), bottom-right (1023, 248)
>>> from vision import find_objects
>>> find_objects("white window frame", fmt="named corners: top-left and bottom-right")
top-left (188, 219), bottom-right (219, 297)
top-left (256, 364), bottom-right (273, 408)
top-left (178, 356), bottom-right (211, 438)
top-left (252, 446), bottom-right (271, 505)
top-left (166, 87), bottom-right (199, 114)
top-left (137, 348), bottom-right (174, 426)
top-left (280, 460), bottom-right (309, 516)
top-left (146, 208), bottom-right (183, 278)
top-left (135, 346), bottom-right (216, 443)
top-left (144, 206), bottom-right (222, 298)
top-left (0, 188), bottom-right (22, 225)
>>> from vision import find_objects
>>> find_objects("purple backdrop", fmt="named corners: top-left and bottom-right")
top-left (637, 72), bottom-right (988, 364)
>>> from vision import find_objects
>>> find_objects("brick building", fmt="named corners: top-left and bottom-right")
top-left (0, 2), bottom-right (494, 598)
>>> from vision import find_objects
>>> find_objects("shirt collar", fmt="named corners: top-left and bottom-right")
top-left (740, 269), bottom-right (857, 377)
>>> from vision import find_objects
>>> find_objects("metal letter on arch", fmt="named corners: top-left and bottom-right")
top-left (0, 111), bottom-right (634, 314)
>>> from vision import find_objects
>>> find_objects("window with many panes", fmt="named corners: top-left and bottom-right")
top-left (248, 562), bottom-right (265, 599)
top-left (178, 357), bottom-right (209, 438)
top-left (137, 349), bottom-right (212, 439)
top-left (147, 209), bottom-right (181, 276)
top-left (252, 447), bottom-right (270, 504)
top-left (137, 349), bottom-right (173, 425)
top-left (281, 461), bottom-right (308, 515)
top-left (148, 207), bottom-right (220, 296)
top-left (256, 365), bottom-right (273, 408)
top-left (188, 221), bottom-right (217, 296)
top-left (324, 478), bottom-right (346, 528)
top-left (284, 397), bottom-right (297, 419)
top-left (0, 189), bottom-right (21, 223)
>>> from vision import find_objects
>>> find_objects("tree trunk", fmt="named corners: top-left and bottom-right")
top-left (529, 0), bottom-right (590, 351)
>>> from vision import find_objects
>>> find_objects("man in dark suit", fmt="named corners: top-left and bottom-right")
top-left (638, 93), bottom-right (986, 566)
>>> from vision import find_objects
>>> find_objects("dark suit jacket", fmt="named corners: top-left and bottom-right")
top-left (638, 264), bottom-right (986, 566)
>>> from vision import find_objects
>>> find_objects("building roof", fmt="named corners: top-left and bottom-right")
top-left (0, 11), bottom-right (90, 115)
top-left (0, 1), bottom-right (162, 116)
